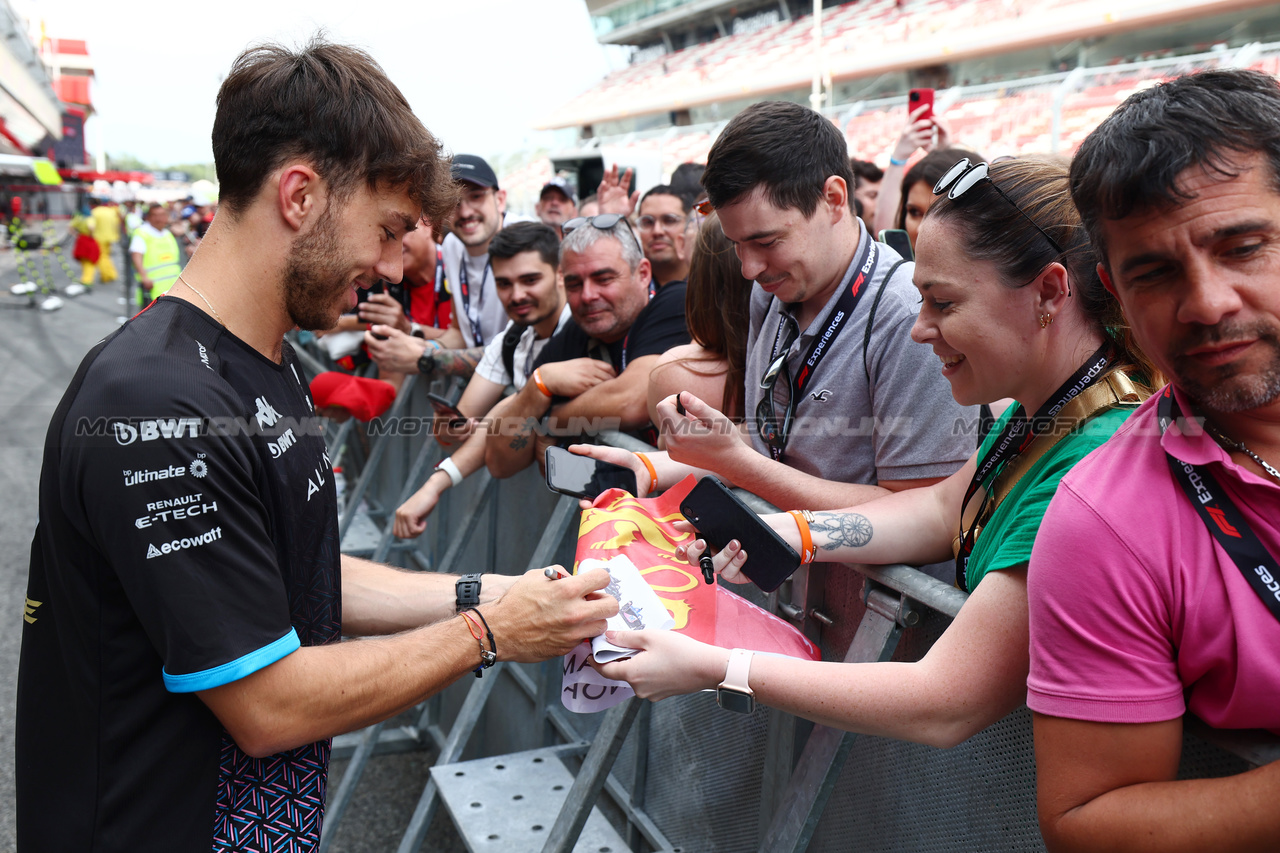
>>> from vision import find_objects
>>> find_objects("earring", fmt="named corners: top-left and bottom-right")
top-left (1039, 313), bottom-right (1053, 329)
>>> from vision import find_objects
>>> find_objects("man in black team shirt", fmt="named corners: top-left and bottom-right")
top-left (16, 39), bottom-right (616, 853)
top-left (485, 216), bottom-right (690, 477)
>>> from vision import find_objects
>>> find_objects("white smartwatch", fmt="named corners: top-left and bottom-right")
top-left (716, 648), bottom-right (755, 714)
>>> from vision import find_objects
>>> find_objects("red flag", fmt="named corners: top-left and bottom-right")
top-left (577, 475), bottom-right (819, 660)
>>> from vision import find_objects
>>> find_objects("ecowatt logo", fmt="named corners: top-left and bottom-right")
top-left (145, 526), bottom-right (223, 559)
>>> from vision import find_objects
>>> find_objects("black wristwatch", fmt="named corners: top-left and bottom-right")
top-left (417, 349), bottom-right (437, 377)
top-left (455, 573), bottom-right (482, 612)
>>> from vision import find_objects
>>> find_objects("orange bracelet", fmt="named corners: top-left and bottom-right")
top-left (532, 368), bottom-right (552, 398)
top-left (788, 510), bottom-right (816, 564)
top-left (634, 452), bottom-right (659, 494)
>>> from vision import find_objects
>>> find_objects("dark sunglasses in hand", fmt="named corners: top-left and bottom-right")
top-left (755, 312), bottom-right (800, 455)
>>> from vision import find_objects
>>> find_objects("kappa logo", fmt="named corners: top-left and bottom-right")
top-left (255, 396), bottom-right (282, 430)
top-left (113, 418), bottom-right (202, 446)
top-left (810, 389), bottom-right (833, 402)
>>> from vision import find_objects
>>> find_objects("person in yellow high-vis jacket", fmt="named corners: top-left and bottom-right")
top-left (80, 199), bottom-right (122, 285)
top-left (128, 203), bottom-right (182, 307)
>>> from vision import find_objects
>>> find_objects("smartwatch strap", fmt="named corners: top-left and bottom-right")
top-left (718, 648), bottom-right (754, 694)
top-left (455, 573), bottom-right (482, 612)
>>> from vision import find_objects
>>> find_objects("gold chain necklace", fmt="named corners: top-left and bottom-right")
top-left (177, 274), bottom-right (224, 326)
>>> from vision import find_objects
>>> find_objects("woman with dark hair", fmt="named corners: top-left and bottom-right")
top-left (593, 158), bottom-right (1161, 748)
top-left (647, 213), bottom-right (751, 433)
top-left (895, 147), bottom-right (982, 252)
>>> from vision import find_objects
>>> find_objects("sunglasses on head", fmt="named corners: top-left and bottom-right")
top-left (933, 158), bottom-right (1065, 256)
top-left (561, 213), bottom-right (642, 252)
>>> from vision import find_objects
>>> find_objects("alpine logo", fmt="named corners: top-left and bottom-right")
top-left (810, 389), bottom-right (833, 402)
top-left (268, 428), bottom-right (297, 459)
top-left (197, 340), bottom-right (211, 369)
top-left (145, 526), bottom-right (223, 559)
top-left (255, 396), bottom-right (282, 430)
top-left (113, 418), bottom-right (202, 446)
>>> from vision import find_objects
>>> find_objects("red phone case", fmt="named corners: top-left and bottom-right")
top-left (909, 88), bottom-right (935, 123)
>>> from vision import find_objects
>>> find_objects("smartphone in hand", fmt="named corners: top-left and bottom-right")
top-left (545, 446), bottom-right (638, 501)
top-left (908, 87), bottom-right (935, 124)
top-left (679, 477), bottom-right (801, 592)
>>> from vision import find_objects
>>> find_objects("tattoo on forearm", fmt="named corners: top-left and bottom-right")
top-left (509, 434), bottom-right (529, 451)
top-left (811, 512), bottom-right (873, 550)
top-left (431, 346), bottom-right (484, 378)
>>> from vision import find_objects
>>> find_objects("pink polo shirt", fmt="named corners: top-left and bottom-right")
top-left (1027, 386), bottom-right (1280, 734)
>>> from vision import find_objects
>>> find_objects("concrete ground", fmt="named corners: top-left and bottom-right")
top-left (0, 242), bottom-right (463, 852)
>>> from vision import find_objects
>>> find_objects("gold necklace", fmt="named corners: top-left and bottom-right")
top-left (177, 274), bottom-right (224, 326)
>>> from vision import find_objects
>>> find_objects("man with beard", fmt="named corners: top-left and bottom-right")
top-left (365, 154), bottom-right (534, 383)
top-left (16, 40), bottom-right (616, 853)
top-left (394, 222), bottom-right (575, 537)
top-left (485, 216), bottom-right (690, 478)
top-left (636, 185), bottom-right (692, 288)
top-left (1026, 69), bottom-right (1280, 852)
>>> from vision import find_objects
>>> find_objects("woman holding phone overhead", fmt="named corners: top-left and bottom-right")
top-left (589, 158), bottom-right (1161, 747)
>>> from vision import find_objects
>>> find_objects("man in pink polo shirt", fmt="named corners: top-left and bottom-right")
top-left (1028, 69), bottom-right (1280, 851)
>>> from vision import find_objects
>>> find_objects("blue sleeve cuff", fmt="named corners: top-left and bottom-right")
top-left (163, 628), bottom-right (301, 693)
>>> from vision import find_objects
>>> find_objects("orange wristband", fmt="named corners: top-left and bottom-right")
top-left (788, 510), bottom-right (816, 564)
top-left (532, 367), bottom-right (552, 398)
top-left (634, 452), bottom-right (659, 494)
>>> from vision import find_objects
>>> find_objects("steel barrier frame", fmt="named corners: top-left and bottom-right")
top-left (291, 343), bottom-right (1279, 853)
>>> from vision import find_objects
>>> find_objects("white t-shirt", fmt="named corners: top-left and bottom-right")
top-left (443, 214), bottom-right (536, 348)
top-left (474, 305), bottom-right (571, 391)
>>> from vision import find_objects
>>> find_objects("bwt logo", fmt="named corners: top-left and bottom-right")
top-left (114, 418), bottom-right (202, 446)
top-left (268, 428), bottom-right (297, 459)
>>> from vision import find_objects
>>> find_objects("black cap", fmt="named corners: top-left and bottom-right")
top-left (540, 177), bottom-right (577, 203)
top-left (451, 154), bottom-right (499, 190)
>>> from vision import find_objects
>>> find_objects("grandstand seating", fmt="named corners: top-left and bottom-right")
top-left (533, 48), bottom-right (1280, 186)
top-left (543, 0), bottom-right (1100, 128)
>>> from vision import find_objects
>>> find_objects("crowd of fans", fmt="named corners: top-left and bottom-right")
top-left (20, 35), bottom-right (1277, 852)
top-left (314, 70), bottom-right (1280, 851)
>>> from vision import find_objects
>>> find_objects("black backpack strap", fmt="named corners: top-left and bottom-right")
top-left (501, 323), bottom-right (525, 381)
top-left (864, 259), bottom-right (908, 382)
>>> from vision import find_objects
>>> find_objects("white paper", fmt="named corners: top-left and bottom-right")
top-left (581, 555), bottom-right (675, 663)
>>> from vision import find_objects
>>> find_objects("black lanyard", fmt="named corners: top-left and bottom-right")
top-left (763, 237), bottom-right (878, 461)
top-left (457, 255), bottom-right (490, 345)
top-left (1158, 389), bottom-right (1280, 622)
top-left (954, 343), bottom-right (1112, 590)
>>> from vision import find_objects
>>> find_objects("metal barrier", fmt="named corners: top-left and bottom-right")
top-left (293, 344), bottom-right (1279, 853)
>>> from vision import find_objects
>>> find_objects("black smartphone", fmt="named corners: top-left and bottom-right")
top-left (544, 446), bottom-right (637, 500)
top-left (426, 391), bottom-right (463, 419)
top-left (679, 477), bottom-right (801, 593)
top-left (879, 229), bottom-right (914, 261)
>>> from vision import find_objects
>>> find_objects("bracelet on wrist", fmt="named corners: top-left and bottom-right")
top-left (634, 452), bottom-right (659, 494)
top-left (435, 456), bottom-right (464, 488)
top-left (889, 156), bottom-right (908, 167)
top-left (788, 509), bottom-right (817, 565)
top-left (532, 368), bottom-right (552, 398)
top-left (459, 607), bottom-right (497, 677)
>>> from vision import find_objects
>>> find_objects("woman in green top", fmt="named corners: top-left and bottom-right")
top-left (588, 157), bottom-right (1160, 747)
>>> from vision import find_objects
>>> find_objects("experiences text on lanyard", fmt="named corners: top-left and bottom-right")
top-left (954, 343), bottom-right (1112, 590)
top-left (764, 238), bottom-right (879, 461)
top-left (619, 280), bottom-right (658, 372)
top-left (458, 256), bottom-right (491, 345)
top-left (1157, 389), bottom-right (1280, 622)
